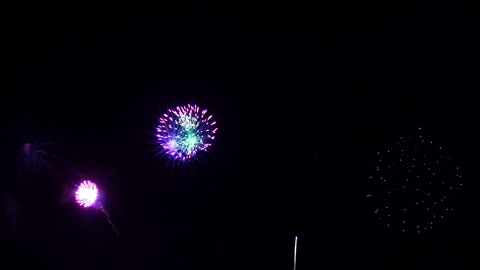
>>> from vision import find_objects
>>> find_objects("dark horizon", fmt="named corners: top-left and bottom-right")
top-left (1, 1), bottom-right (480, 269)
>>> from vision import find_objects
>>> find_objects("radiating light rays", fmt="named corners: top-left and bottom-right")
top-left (75, 180), bottom-right (98, 208)
top-left (9, 117), bottom-right (65, 183)
top-left (156, 104), bottom-right (217, 162)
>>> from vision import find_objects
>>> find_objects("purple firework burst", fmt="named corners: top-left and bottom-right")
top-left (75, 180), bottom-right (99, 208)
top-left (156, 104), bottom-right (217, 161)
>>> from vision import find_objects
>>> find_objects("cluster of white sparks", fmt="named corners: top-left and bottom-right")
top-left (156, 104), bottom-right (217, 161)
top-left (367, 128), bottom-right (462, 233)
top-left (75, 180), bottom-right (98, 208)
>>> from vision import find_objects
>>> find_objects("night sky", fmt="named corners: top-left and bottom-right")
top-left (1, 1), bottom-right (480, 269)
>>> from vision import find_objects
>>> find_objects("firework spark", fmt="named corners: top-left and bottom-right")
top-left (156, 104), bottom-right (217, 161)
top-left (75, 180), bottom-right (98, 208)
top-left (10, 119), bottom-right (64, 182)
top-left (74, 180), bottom-right (122, 240)
top-left (100, 205), bottom-right (121, 238)
top-left (367, 128), bottom-right (462, 233)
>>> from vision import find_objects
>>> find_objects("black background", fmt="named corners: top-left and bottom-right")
top-left (1, 1), bottom-right (479, 269)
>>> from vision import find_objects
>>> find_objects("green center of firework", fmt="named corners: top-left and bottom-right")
top-left (156, 104), bottom-right (217, 161)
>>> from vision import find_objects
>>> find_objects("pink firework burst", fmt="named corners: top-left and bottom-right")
top-left (75, 180), bottom-right (98, 208)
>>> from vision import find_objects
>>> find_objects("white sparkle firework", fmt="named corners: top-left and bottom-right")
top-left (75, 180), bottom-right (99, 208)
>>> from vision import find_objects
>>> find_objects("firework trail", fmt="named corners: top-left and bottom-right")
top-left (100, 204), bottom-right (121, 239)
top-left (75, 180), bottom-right (122, 240)
top-left (293, 236), bottom-right (298, 270)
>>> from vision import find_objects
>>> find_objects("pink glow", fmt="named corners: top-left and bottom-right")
top-left (75, 180), bottom-right (98, 208)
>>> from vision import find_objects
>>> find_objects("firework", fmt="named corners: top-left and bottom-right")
top-left (156, 104), bottom-right (217, 161)
top-left (18, 141), bottom-right (61, 175)
top-left (75, 180), bottom-right (98, 208)
top-left (9, 118), bottom-right (64, 182)
top-left (74, 180), bottom-right (122, 239)
top-left (367, 128), bottom-right (462, 233)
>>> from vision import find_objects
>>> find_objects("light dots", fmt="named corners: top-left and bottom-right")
top-left (367, 129), bottom-right (463, 233)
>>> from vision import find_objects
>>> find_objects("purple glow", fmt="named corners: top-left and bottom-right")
top-left (156, 104), bottom-right (217, 161)
top-left (75, 180), bottom-right (98, 208)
